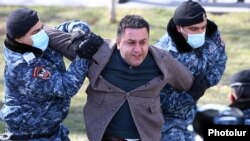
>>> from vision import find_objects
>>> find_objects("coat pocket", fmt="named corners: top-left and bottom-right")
top-left (148, 102), bottom-right (164, 126)
top-left (149, 102), bottom-right (160, 114)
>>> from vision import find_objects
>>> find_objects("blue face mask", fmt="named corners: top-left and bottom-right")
top-left (31, 29), bottom-right (49, 51)
top-left (181, 28), bottom-right (206, 49)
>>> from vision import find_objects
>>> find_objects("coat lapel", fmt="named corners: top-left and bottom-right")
top-left (88, 40), bottom-right (116, 88)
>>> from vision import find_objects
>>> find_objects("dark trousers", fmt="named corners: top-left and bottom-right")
top-left (102, 134), bottom-right (126, 141)
top-left (102, 134), bottom-right (141, 141)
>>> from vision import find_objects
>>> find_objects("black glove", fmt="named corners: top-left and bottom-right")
top-left (188, 73), bottom-right (208, 101)
top-left (70, 31), bottom-right (104, 59)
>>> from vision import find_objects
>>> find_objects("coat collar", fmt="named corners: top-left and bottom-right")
top-left (4, 35), bottom-right (42, 56)
top-left (148, 45), bottom-right (169, 77)
top-left (229, 99), bottom-right (250, 111)
top-left (88, 39), bottom-right (117, 88)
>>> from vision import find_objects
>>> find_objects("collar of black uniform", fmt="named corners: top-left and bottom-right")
top-left (167, 18), bottom-right (218, 53)
top-left (229, 99), bottom-right (250, 111)
top-left (4, 34), bottom-right (42, 56)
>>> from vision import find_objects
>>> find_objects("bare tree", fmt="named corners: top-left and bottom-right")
top-left (109, 0), bottom-right (117, 23)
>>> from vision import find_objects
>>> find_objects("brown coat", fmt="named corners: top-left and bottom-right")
top-left (45, 29), bottom-right (193, 141)
top-left (84, 40), bottom-right (193, 141)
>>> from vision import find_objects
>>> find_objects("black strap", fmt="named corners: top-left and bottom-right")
top-left (9, 127), bottom-right (59, 140)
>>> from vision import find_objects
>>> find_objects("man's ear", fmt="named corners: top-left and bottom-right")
top-left (176, 25), bottom-right (181, 33)
top-left (15, 37), bottom-right (23, 43)
top-left (116, 38), bottom-right (121, 50)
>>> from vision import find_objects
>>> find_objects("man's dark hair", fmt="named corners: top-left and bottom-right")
top-left (117, 15), bottom-right (150, 37)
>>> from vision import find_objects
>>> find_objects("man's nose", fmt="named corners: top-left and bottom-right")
top-left (133, 44), bottom-right (142, 52)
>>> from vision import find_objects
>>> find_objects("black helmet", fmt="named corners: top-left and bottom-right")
top-left (230, 69), bottom-right (250, 99)
top-left (193, 104), bottom-right (244, 138)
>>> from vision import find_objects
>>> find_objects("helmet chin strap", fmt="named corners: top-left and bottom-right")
top-left (230, 82), bottom-right (250, 99)
top-left (230, 93), bottom-right (236, 103)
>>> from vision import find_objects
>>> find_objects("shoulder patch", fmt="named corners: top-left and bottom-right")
top-left (32, 66), bottom-right (51, 80)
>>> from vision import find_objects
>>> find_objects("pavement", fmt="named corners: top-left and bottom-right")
top-left (0, 0), bottom-right (250, 13)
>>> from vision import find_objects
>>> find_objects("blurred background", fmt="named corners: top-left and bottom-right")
top-left (0, 0), bottom-right (249, 140)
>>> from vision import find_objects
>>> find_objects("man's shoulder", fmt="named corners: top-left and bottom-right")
top-left (148, 45), bottom-right (177, 67)
top-left (104, 39), bottom-right (115, 47)
top-left (92, 39), bottom-right (115, 62)
top-left (4, 47), bottom-right (26, 64)
top-left (149, 45), bottom-right (172, 57)
top-left (98, 39), bottom-right (116, 52)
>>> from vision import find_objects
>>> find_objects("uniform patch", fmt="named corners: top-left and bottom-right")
top-left (32, 66), bottom-right (51, 80)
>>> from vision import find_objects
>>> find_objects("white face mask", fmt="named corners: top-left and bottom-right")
top-left (181, 28), bottom-right (205, 49)
top-left (31, 29), bottom-right (49, 51)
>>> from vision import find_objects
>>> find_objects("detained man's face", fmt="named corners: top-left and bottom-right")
top-left (116, 27), bottom-right (149, 67)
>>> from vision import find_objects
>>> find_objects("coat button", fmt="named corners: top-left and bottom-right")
top-left (113, 108), bottom-right (116, 111)
top-left (126, 93), bottom-right (130, 97)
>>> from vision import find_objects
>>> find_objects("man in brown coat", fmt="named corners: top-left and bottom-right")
top-left (47, 15), bottom-right (194, 141)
